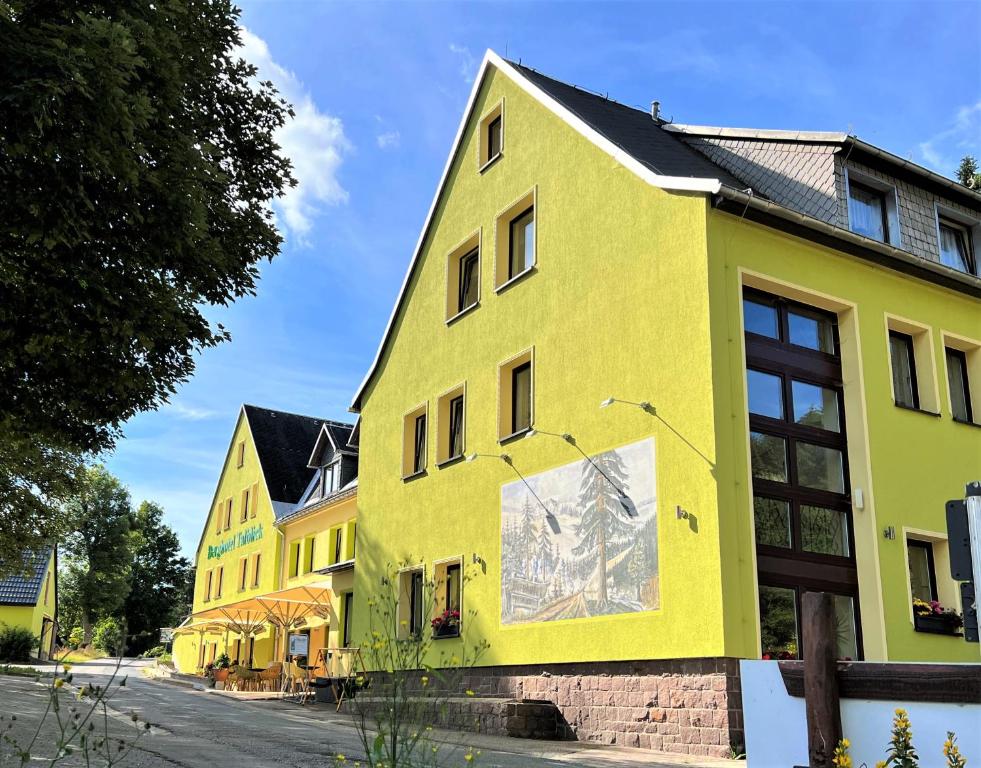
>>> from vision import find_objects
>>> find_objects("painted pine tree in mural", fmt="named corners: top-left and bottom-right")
top-left (572, 450), bottom-right (634, 607)
top-left (500, 439), bottom-right (658, 624)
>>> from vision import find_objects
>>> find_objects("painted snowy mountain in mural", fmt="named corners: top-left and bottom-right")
top-left (500, 438), bottom-right (658, 624)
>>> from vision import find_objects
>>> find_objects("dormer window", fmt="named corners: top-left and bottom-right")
top-left (319, 461), bottom-right (340, 498)
top-left (938, 217), bottom-right (974, 274)
top-left (848, 181), bottom-right (888, 242)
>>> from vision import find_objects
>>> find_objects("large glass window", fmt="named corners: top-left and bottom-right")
top-left (748, 369), bottom-right (784, 419)
top-left (889, 331), bottom-right (919, 409)
top-left (750, 432), bottom-right (787, 482)
top-left (946, 347), bottom-right (973, 423)
top-left (939, 218), bottom-right (973, 274)
top-left (754, 497), bottom-right (792, 549)
top-left (744, 288), bottom-right (859, 659)
top-left (508, 207), bottom-right (535, 279)
top-left (848, 180), bottom-right (888, 242)
top-left (792, 381), bottom-right (840, 432)
top-left (759, 585), bottom-right (798, 658)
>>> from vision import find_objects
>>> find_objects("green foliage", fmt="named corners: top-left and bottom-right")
top-left (92, 617), bottom-right (124, 656)
top-left (0, 664), bottom-right (46, 678)
top-left (142, 645), bottom-right (166, 659)
top-left (61, 467), bottom-right (135, 645)
top-left (882, 708), bottom-right (918, 768)
top-left (0, 0), bottom-right (296, 578)
top-left (67, 627), bottom-right (84, 650)
top-left (338, 561), bottom-right (489, 767)
top-left (122, 501), bottom-right (192, 655)
top-left (956, 156), bottom-right (981, 189)
top-left (0, 624), bottom-right (36, 662)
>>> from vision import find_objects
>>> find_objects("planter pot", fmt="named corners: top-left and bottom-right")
top-left (213, 668), bottom-right (231, 683)
top-left (433, 623), bottom-right (460, 639)
top-left (914, 613), bottom-right (962, 636)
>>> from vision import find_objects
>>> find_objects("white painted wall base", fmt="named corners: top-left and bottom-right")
top-left (741, 660), bottom-right (981, 767)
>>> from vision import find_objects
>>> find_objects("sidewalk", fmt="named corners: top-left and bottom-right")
top-left (226, 688), bottom-right (738, 768)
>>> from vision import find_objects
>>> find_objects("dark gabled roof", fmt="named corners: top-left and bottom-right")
top-left (243, 405), bottom-right (328, 504)
top-left (307, 420), bottom-right (357, 468)
top-left (508, 62), bottom-right (747, 189)
top-left (0, 548), bottom-right (51, 605)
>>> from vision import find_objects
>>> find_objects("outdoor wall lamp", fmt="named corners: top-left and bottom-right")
top-left (600, 396), bottom-right (655, 415)
top-left (524, 428), bottom-right (638, 518)
top-left (465, 451), bottom-right (561, 534)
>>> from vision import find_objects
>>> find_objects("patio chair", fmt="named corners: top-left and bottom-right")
top-left (233, 667), bottom-right (259, 692)
top-left (259, 662), bottom-right (282, 693)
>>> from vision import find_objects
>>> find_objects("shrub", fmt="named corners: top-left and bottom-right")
top-left (68, 626), bottom-right (84, 649)
top-left (0, 624), bottom-right (37, 662)
top-left (143, 645), bottom-right (166, 658)
top-left (92, 617), bottom-right (124, 655)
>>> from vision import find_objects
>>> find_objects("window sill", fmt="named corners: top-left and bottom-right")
top-left (893, 402), bottom-right (941, 417)
top-left (401, 469), bottom-right (427, 483)
top-left (478, 152), bottom-right (502, 174)
top-left (499, 426), bottom-right (533, 446)
top-left (446, 302), bottom-right (479, 327)
top-left (436, 454), bottom-right (466, 469)
top-left (432, 629), bottom-right (461, 640)
top-left (952, 417), bottom-right (981, 429)
top-left (494, 265), bottom-right (536, 294)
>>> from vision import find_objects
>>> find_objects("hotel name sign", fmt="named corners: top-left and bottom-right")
top-left (207, 524), bottom-right (264, 560)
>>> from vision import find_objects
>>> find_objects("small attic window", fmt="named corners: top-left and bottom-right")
top-left (478, 99), bottom-right (504, 170)
top-left (236, 441), bottom-right (245, 468)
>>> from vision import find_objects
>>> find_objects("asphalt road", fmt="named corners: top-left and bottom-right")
top-left (0, 660), bottom-right (728, 768)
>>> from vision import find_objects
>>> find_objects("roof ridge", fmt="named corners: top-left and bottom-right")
top-left (506, 59), bottom-right (654, 118)
top-left (242, 403), bottom-right (330, 424)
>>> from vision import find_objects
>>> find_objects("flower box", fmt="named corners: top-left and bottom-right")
top-left (913, 613), bottom-right (962, 636)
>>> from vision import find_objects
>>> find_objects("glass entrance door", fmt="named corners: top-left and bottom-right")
top-left (743, 288), bottom-right (861, 660)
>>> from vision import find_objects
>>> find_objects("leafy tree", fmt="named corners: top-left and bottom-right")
top-left (61, 467), bottom-right (136, 646)
top-left (572, 450), bottom-right (634, 605)
top-left (956, 156), bottom-right (981, 189)
top-left (0, 0), bottom-right (295, 576)
top-left (121, 502), bottom-right (192, 654)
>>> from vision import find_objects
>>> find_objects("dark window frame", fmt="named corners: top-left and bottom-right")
top-left (848, 179), bottom-right (890, 243)
top-left (448, 394), bottom-right (465, 459)
top-left (408, 570), bottom-right (424, 637)
top-left (945, 346), bottom-right (974, 423)
top-left (342, 592), bottom-right (354, 647)
top-left (457, 248), bottom-right (479, 313)
top-left (511, 361), bottom-right (532, 434)
top-left (906, 539), bottom-right (938, 602)
top-left (412, 413), bottom-right (427, 474)
top-left (445, 563), bottom-right (461, 612)
top-left (333, 527), bottom-right (344, 564)
top-left (938, 217), bottom-right (976, 275)
top-left (508, 206), bottom-right (535, 280)
top-left (744, 288), bottom-right (862, 660)
top-left (889, 330), bottom-right (920, 410)
top-left (486, 114), bottom-right (502, 162)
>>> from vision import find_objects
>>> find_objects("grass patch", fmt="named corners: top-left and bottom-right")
top-left (53, 647), bottom-right (105, 664)
top-left (0, 664), bottom-right (49, 677)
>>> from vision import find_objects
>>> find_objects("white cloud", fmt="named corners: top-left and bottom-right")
top-left (236, 28), bottom-right (351, 243)
top-left (167, 402), bottom-right (220, 421)
top-left (919, 101), bottom-right (981, 177)
top-left (376, 130), bottom-right (401, 150)
top-left (449, 43), bottom-right (476, 83)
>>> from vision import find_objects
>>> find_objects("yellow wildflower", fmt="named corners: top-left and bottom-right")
top-left (54, 678), bottom-right (64, 689)
top-left (465, 689), bottom-right (475, 697)
top-left (465, 753), bottom-right (474, 763)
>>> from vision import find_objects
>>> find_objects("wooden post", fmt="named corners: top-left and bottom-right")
top-left (802, 591), bottom-right (842, 768)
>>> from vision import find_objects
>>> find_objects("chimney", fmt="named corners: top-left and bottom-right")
top-left (650, 100), bottom-right (660, 121)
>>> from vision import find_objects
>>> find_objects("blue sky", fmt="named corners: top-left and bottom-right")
top-left (103, 1), bottom-right (980, 557)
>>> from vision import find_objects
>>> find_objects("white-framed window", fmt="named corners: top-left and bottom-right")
top-left (845, 168), bottom-right (900, 247)
top-left (445, 231), bottom-right (481, 322)
top-left (477, 99), bottom-right (504, 170)
top-left (401, 403), bottom-right (428, 478)
top-left (935, 205), bottom-right (979, 276)
top-left (436, 383), bottom-right (466, 465)
top-left (494, 188), bottom-right (537, 290)
top-left (498, 348), bottom-right (534, 441)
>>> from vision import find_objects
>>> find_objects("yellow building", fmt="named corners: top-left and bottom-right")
top-left (347, 51), bottom-right (981, 755)
top-left (0, 548), bottom-right (57, 661)
top-left (173, 405), bottom-right (358, 675)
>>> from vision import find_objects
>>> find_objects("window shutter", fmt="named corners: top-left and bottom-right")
top-left (250, 482), bottom-right (259, 517)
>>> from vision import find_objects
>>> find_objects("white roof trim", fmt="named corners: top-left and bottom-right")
top-left (664, 124), bottom-right (848, 143)
top-left (350, 49), bottom-right (721, 411)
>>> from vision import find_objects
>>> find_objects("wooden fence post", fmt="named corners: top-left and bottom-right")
top-left (802, 591), bottom-right (842, 768)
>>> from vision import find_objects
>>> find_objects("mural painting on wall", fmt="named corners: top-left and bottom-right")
top-left (500, 437), bottom-right (658, 624)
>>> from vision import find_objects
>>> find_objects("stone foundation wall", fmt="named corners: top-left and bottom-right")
top-left (348, 658), bottom-right (743, 758)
